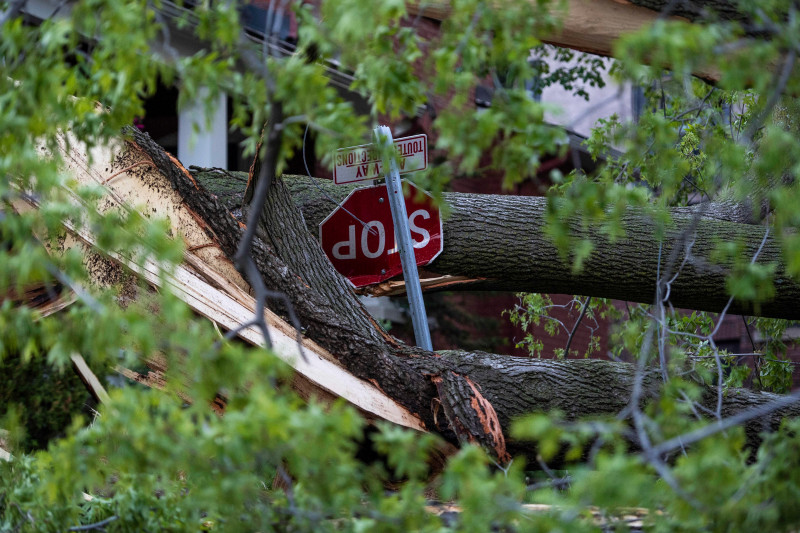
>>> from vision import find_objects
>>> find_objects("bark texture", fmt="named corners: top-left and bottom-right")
top-left (132, 133), bottom-right (800, 466)
top-left (131, 128), bottom-right (497, 458)
top-left (627, 0), bottom-right (745, 24)
top-left (270, 175), bottom-right (799, 321)
top-left (416, 352), bottom-right (800, 458)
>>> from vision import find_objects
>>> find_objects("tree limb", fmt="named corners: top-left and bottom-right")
top-left (270, 175), bottom-right (800, 321)
top-left (133, 132), bottom-right (800, 465)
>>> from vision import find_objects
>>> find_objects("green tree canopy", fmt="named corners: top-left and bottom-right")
top-left (4, 0), bottom-right (800, 531)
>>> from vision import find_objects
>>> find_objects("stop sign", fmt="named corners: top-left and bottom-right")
top-left (319, 182), bottom-right (443, 287)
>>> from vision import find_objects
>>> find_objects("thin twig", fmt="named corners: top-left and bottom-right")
top-left (648, 391), bottom-right (800, 458)
top-left (687, 353), bottom-right (799, 366)
top-left (526, 476), bottom-right (571, 492)
top-left (68, 516), bottom-right (118, 532)
top-left (45, 263), bottom-right (103, 314)
top-left (231, 102), bottom-right (285, 350)
top-left (741, 47), bottom-right (796, 145)
top-left (536, 454), bottom-right (560, 480)
top-left (301, 123), bottom-right (377, 236)
top-left (563, 297), bottom-right (590, 356)
top-left (152, 7), bottom-right (180, 63)
top-left (742, 316), bottom-right (765, 388)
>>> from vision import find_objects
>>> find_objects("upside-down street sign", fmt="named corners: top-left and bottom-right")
top-left (319, 182), bottom-right (443, 287)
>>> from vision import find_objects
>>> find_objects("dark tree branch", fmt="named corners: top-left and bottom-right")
top-left (628, 0), bottom-right (746, 24)
top-left (563, 297), bottom-right (590, 356)
top-left (68, 516), bottom-right (118, 532)
top-left (237, 102), bottom-right (282, 267)
top-left (0, 0), bottom-right (27, 26)
top-left (649, 389), bottom-right (800, 458)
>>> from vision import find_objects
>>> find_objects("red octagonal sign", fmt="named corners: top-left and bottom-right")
top-left (319, 183), bottom-right (443, 287)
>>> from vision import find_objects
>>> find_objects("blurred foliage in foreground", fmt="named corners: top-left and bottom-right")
top-left (4, 0), bottom-right (800, 530)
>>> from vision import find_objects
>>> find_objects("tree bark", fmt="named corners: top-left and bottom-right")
top-left (133, 132), bottom-right (800, 466)
top-left (406, 0), bottom-right (754, 82)
top-left (411, 351), bottom-right (800, 459)
top-left (626, 0), bottom-right (745, 24)
top-left (200, 173), bottom-right (797, 321)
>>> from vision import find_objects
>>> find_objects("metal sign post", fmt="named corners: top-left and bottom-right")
top-left (373, 125), bottom-right (433, 351)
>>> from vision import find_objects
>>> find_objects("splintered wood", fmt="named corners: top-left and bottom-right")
top-left (70, 353), bottom-right (111, 404)
top-left (405, 0), bottom-right (718, 81)
top-left (20, 133), bottom-right (425, 431)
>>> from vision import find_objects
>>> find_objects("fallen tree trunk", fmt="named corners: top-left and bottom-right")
top-left (414, 351), bottom-right (800, 458)
top-left (406, 0), bottom-right (754, 82)
top-left (408, 0), bottom-right (689, 59)
top-left (19, 132), bottom-right (427, 432)
top-left (197, 171), bottom-right (798, 321)
top-left (407, 0), bottom-right (746, 33)
top-left (123, 129), bottom-right (800, 465)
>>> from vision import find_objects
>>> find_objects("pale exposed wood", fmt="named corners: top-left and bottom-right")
top-left (22, 135), bottom-right (427, 432)
top-left (425, 502), bottom-right (651, 528)
top-left (181, 252), bottom-right (339, 367)
top-left (406, 0), bottom-right (719, 80)
top-left (53, 134), bottom-right (251, 295)
top-left (407, 0), bottom-right (683, 54)
top-left (405, 1), bottom-right (451, 20)
top-left (116, 366), bottom-right (166, 390)
top-left (37, 292), bottom-right (77, 317)
top-left (1, 281), bottom-right (77, 317)
top-left (16, 197), bottom-right (425, 431)
top-left (115, 366), bottom-right (227, 414)
top-left (546, 0), bottom-right (681, 57)
top-left (357, 275), bottom-right (485, 297)
top-left (70, 353), bottom-right (111, 404)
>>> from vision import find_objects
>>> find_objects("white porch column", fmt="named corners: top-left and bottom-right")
top-left (178, 87), bottom-right (228, 169)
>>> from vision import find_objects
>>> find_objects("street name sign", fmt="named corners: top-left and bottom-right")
top-left (319, 182), bottom-right (443, 288)
top-left (332, 134), bottom-right (427, 185)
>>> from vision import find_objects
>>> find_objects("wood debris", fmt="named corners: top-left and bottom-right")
top-left (70, 353), bottom-right (110, 404)
top-left (16, 132), bottom-right (426, 431)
